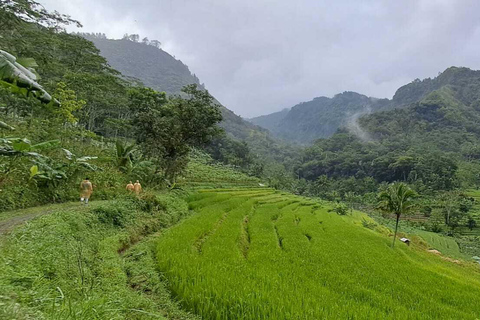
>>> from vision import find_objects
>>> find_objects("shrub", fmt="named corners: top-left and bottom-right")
top-left (93, 202), bottom-right (134, 227)
top-left (133, 192), bottom-right (167, 213)
top-left (329, 203), bottom-right (349, 215)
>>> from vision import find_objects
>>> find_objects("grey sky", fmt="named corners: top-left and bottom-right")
top-left (43, 0), bottom-right (480, 117)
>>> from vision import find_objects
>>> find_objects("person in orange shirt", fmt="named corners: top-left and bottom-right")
top-left (126, 181), bottom-right (134, 192)
top-left (80, 177), bottom-right (93, 204)
top-left (134, 180), bottom-right (142, 195)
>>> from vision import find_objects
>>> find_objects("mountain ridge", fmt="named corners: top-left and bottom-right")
top-left (249, 67), bottom-right (479, 144)
top-left (250, 91), bottom-right (392, 143)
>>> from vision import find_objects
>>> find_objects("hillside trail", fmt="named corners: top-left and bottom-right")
top-left (0, 201), bottom-right (106, 236)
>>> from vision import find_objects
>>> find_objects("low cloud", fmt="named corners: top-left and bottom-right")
top-left (42, 0), bottom-right (480, 117)
top-left (345, 107), bottom-right (373, 142)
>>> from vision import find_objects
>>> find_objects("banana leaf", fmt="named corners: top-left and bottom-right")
top-left (77, 156), bottom-right (98, 162)
top-left (0, 120), bottom-right (14, 130)
top-left (0, 50), bottom-right (55, 104)
top-left (29, 139), bottom-right (60, 151)
top-left (62, 148), bottom-right (74, 160)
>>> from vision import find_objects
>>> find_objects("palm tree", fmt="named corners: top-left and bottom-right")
top-left (378, 182), bottom-right (417, 247)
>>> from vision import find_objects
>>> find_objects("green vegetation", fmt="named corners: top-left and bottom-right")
top-left (79, 32), bottom-right (299, 172)
top-left (0, 192), bottom-right (199, 319)
top-left (156, 189), bottom-right (480, 319)
top-left (0, 1), bottom-right (225, 211)
top-left (131, 84), bottom-right (222, 185)
top-left (413, 230), bottom-right (467, 260)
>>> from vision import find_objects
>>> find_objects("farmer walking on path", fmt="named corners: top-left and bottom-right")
top-left (126, 181), bottom-right (134, 192)
top-left (80, 177), bottom-right (93, 205)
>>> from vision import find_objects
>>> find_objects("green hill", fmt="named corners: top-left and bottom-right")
top-left (250, 92), bottom-right (392, 143)
top-left (291, 67), bottom-right (480, 239)
top-left (81, 35), bottom-right (265, 139)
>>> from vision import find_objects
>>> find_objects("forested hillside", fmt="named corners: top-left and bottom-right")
top-left (250, 68), bottom-right (480, 144)
top-left (0, 2), bottom-right (242, 211)
top-left (83, 34), bottom-right (204, 95)
top-left (247, 108), bottom-right (290, 132)
top-left (249, 92), bottom-right (392, 143)
top-left (297, 67), bottom-right (480, 190)
top-left (272, 67), bottom-right (480, 246)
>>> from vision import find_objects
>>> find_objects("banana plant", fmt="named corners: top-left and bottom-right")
top-left (29, 160), bottom-right (67, 185)
top-left (29, 149), bottom-right (98, 188)
top-left (0, 50), bottom-right (59, 131)
top-left (0, 120), bottom-right (15, 130)
top-left (62, 148), bottom-right (99, 176)
top-left (115, 141), bottom-right (137, 172)
top-left (0, 137), bottom-right (60, 157)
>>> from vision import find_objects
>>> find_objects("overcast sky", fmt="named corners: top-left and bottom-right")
top-left (42, 0), bottom-right (480, 117)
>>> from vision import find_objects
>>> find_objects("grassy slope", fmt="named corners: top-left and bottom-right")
top-left (0, 193), bottom-right (198, 320)
top-left (0, 158), bottom-right (259, 319)
top-left (156, 189), bottom-right (480, 320)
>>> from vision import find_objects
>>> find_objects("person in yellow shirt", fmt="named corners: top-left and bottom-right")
top-left (126, 181), bottom-right (134, 192)
top-left (80, 177), bottom-right (93, 205)
top-left (134, 180), bottom-right (142, 195)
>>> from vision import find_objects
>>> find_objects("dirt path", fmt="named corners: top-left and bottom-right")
top-left (0, 210), bottom-right (54, 235)
top-left (0, 201), bottom-right (105, 236)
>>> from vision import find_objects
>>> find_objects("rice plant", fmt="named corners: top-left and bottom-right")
top-left (156, 189), bottom-right (480, 320)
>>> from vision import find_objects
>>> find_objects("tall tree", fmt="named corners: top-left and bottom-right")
top-left (131, 84), bottom-right (222, 185)
top-left (378, 182), bottom-right (417, 247)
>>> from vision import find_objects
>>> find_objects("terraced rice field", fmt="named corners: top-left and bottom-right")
top-left (413, 230), bottom-right (467, 260)
top-left (461, 189), bottom-right (480, 236)
top-left (156, 189), bottom-right (480, 320)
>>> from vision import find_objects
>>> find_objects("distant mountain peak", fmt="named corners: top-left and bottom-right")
top-left (82, 35), bottom-right (203, 95)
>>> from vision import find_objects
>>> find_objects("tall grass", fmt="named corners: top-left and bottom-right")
top-left (0, 193), bottom-right (198, 320)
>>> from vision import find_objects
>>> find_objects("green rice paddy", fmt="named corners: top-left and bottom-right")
top-left (156, 189), bottom-right (480, 319)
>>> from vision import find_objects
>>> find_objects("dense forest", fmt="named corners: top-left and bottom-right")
top-left (263, 67), bottom-right (480, 246)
